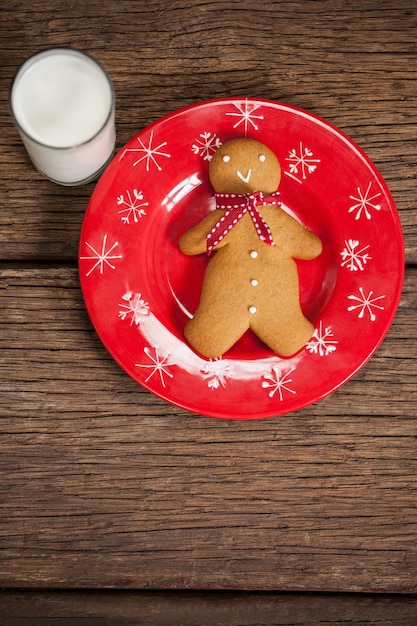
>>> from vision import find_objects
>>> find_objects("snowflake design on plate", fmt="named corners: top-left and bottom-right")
top-left (80, 234), bottom-right (123, 277)
top-left (121, 130), bottom-right (171, 171)
top-left (347, 287), bottom-right (385, 322)
top-left (284, 141), bottom-right (320, 183)
top-left (200, 358), bottom-right (231, 390)
top-left (192, 132), bottom-right (222, 161)
top-left (348, 182), bottom-right (382, 221)
top-left (135, 346), bottom-right (175, 388)
top-left (118, 292), bottom-right (150, 325)
top-left (117, 189), bottom-right (149, 224)
top-left (225, 100), bottom-right (264, 132)
top-left (306, 322), bottom-right (338, 356)
top-left (261, 366), bottom-right (296, 401)
top-left (340, 239), bottom-right (371, 272)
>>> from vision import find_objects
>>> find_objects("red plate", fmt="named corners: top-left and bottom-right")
top-left (79, 98), bottom-right (404, 419)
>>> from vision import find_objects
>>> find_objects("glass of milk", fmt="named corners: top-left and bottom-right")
top-left (9, 48), bottom-right (115, 185)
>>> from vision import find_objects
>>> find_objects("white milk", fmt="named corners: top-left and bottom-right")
top-left (10, 48), bottom-right (115, 185)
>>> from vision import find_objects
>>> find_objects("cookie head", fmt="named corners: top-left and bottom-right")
top-left (209, 138), bottom-right (281, 195)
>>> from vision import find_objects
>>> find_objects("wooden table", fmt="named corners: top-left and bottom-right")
top-left (1, 0), bottom-right (417, 622)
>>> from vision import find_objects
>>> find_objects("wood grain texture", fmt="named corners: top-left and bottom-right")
top-left (2, 590), bottom-right (417, 625)
top-left (0, 0), bottom-right (416, 261)
top-left (1, 266), bottom-right (416, 592)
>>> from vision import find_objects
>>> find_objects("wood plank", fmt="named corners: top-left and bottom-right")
top-left (0, 266), bottom-right (416, 591)
top-left (0, 0), bottom-right (416, 262)
top-left (1, 590), bottom-right (417, 625)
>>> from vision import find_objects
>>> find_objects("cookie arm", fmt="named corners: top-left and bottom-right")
top-left (268, 209), bottom-right (322, 259)
top-left (286, 221), bottom-right (322, 260)
top-left (179, 211), bottom-right (223, 256)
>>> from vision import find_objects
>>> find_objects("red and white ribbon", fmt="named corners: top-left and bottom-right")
top-left (206, 190), bottom-right (281, 255)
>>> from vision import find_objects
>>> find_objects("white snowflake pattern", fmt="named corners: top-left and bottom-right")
top-left (261, 366), bottom-right (296, 401)
top-left (121, 130), bottom-right (171, 171)
top-left (80, 234), bottom-right (122, 277)
top-left (192, 132), bottom-right (222, 161)
top-left (118, 292), bottom-right (150, 325)
top-left (135, 346), bottom-right (175, 388)
top-left (348, 182), bottom-right (382, 221)
top-left (117, 189), bottom-right (149, 224)
top-left (284, 142), bottom-right (320, 183)
top-left (306, 322), bottom-right (338, 356)
top-left (225, 100), bottom-right (264, 132)
top-left (340, 239), bottom-right (371, 272)
top-left (200, 358), bottom-right (231, 390)
top-left (347, 287), bottom-right (385, 322)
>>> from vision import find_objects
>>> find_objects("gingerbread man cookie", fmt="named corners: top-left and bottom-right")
top-left (179, 137), bottom-right (322, 358)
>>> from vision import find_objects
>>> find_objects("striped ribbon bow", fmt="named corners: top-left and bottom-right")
top-left (206, 190), bottom-right (281, 255)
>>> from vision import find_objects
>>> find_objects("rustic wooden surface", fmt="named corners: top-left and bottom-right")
top-left (1, 0), bottom-right (417, 622)
top-left (2, 590), bottom-right (417, 626)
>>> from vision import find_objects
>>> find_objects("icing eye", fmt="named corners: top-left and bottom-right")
top-left (222, 155), bottom-right (230, 163)
top-left (259, 154), bottom-right (266, 162)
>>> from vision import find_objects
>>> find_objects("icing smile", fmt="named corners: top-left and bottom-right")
top-left (236, 168), bottom-right (251, 184)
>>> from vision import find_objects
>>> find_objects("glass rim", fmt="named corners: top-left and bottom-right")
top-left (8, 47), bottom-right (115, 151)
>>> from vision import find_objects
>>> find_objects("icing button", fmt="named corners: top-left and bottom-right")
top-left (251, 279), bottom-right (258, 286)
top-left (249, 250), bottom-right (258, 259)
top-left (249, 306), bottom-right (257, 314)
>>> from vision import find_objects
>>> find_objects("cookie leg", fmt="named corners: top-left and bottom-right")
top-left (184, 308), bottom-right (250, 359)
top-left (250, 309), bottom-right (314, 357)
